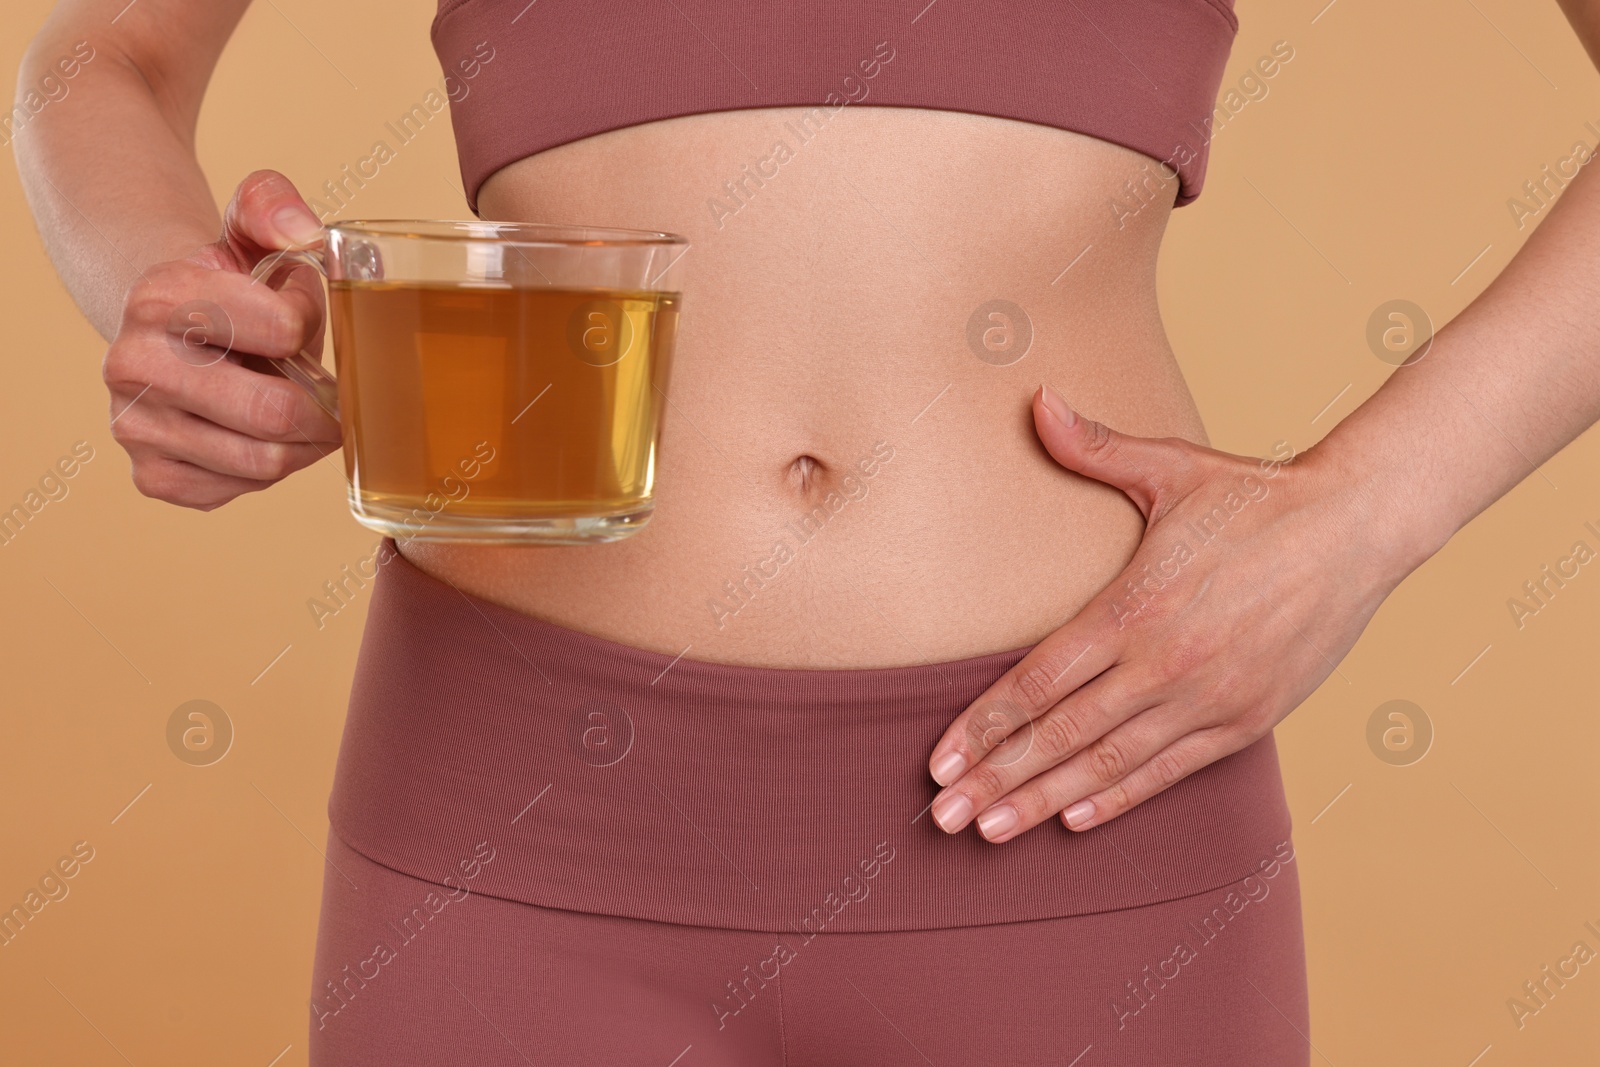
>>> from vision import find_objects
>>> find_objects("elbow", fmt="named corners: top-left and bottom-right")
top-left (19, 31), bottom-right (99, 83)
top-left (12, 35), bottom-right (101, 144)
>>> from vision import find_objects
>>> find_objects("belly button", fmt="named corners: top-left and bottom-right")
top-left (786, 454), bottom-right (826, 494)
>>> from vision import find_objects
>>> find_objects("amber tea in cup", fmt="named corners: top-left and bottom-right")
top-left (251, 221), bottom-right (686, 544)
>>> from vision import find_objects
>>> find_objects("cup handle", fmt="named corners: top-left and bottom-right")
top-left (248, 244), bottom-right (341, 421)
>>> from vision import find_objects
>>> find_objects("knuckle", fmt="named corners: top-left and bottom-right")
top-left (1146, 747), bottom-right (1190, 789)
top-left (1098, 781), bottom-right (1131, 817)
top-left (102, 342), bottom-right (135, 387)
top-left (1004, 783), bottom-right (1047, 824)
top-left (1128, 584), bottom-right (1179, 627)
top-left (132, 460), bottom-right (238, 511)
top-left (1160, 633), bottom-right (1212, 682)
top-left (235, 169), bottom-right (288, 217)
top-left (1067, 693), bottom-right (1108, 734)
top-left (123, 261), bottom-right (211, 335)
top-left (1032, 712), bottom-right (1081, 762)
top-left (1208, 716), bottom-right (1253, 753)
top-left (107, 408), bottom-right (131, 445)
top-left (989, 724), bottom-right (1035, 770)
top-left (1081, 418), bottom-right (1116, 456)
top-left (1234, 705), bottom-right (1274, 741)
top-left (129, 460), bottom-right (175, 502)
top-left (963, 761), bottom-right (1008, 801)
top-left (1086, 736), bottom-right (1130, 785)
top-left (1011, 662), bottom-right (1060, 714)
top-left (245, 383), bottom-right (300, 439)
top-left (108, 405), bottom-right (152, 446)
top-left (964, 699), bottom-right (1018, 756)
top-left (958, 713), bottom-right (990, 757)
top-left (252, 441), bottom-right (298, 481)
top-left (122, 275), bottom-right (170, 330)
top-left (266, 305), bottom-right (307, 356)
top-left (239, 287), bottom-right (306, 357)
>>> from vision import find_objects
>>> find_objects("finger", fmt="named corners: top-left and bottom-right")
top-left (114, 270), bottom-right (337, 443)
top-left (241, 262), bottom-right (327, 358)
top-left (114, 398), bottom-right (331, 482)
top-left (929, 622), bottom-right (1120, 788)
top-left (112, 339), bottom-right (339, 446)
top-left (180, 355), bottom-right (340, 444)
top-left (222, 169), bottom-right (323, 262)
top-left (1032, 384), bottom-right (1195, 518)
top-left (129, 454), bottom-right (279, 511)
top-left (1058, 723), bottom-right (1248, 833)
top-left (929, 668), bottom-right (1149, 834)
top-left (960, 706), bottom-right (1199, 842)
top-left (123, 259), bottom-right (321, 362)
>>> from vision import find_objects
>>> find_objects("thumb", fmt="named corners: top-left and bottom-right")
top-left (1032, 384), bottom-right (1190, 518)
top-left (219, 169), bottom-right (323, 266)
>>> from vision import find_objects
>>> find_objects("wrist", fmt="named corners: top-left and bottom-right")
top-left (1289, 436), bottom-right (1450, 594)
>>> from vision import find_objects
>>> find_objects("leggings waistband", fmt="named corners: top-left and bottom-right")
top-left (328, 541), bottom-right (1292, 933)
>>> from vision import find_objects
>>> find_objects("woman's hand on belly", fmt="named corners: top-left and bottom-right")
top-left (924, 386), bottom-right (1401, 842)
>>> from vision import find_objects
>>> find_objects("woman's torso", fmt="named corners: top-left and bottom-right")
top-left (400, 105), bottom-right (1206, 667)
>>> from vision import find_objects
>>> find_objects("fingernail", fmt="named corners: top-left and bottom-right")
top-left (1063, 799), bottom-right (1096, 830)
top-left (931, 750), bottom-right (965, 786)
top-left (272, 205), bottom-right (322, 245)
top-left (931, 793), bottom-right (973, 833)
top-left (977, 804), bottom-right (1019, 842)
top-left (1039, 384), bottom-right (1077, 428)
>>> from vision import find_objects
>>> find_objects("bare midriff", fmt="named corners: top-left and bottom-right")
top-left (397, 106), bottom-right (1206, 669)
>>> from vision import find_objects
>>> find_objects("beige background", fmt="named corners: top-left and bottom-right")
top-left (3, 0), bottom-right (1599, 1062)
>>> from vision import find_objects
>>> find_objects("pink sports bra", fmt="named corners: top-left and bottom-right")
top-left (432, 0), bottom-right (1238, 214)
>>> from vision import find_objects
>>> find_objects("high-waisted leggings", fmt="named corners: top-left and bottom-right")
top-left (309, 543), bottom-right (1309, 1066)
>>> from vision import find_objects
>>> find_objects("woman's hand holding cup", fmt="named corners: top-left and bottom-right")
top-left (104, 169), bottom-right (339, 509)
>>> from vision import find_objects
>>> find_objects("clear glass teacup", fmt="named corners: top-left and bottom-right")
top-left (251, 220), bottom-right (687, 544)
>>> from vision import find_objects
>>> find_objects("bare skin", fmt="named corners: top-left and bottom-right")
top-left (17, 0), bottom-right (1600, 845)
top-left (415, 105), bottom-right (1198, 665)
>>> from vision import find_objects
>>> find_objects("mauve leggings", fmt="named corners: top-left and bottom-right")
top-left (310, 835), bottom-right (1308, 1066)
top-left (309, 545), bottom-right (1310, 1065)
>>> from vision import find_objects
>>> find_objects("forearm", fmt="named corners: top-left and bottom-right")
top-left (14, 1), bottom-right (246, 338)
top-left (1311, 154), bottom-right (1600, 579)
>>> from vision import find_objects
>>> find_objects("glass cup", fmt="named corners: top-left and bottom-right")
top-left (249, 220), bottom-right (686, 544)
